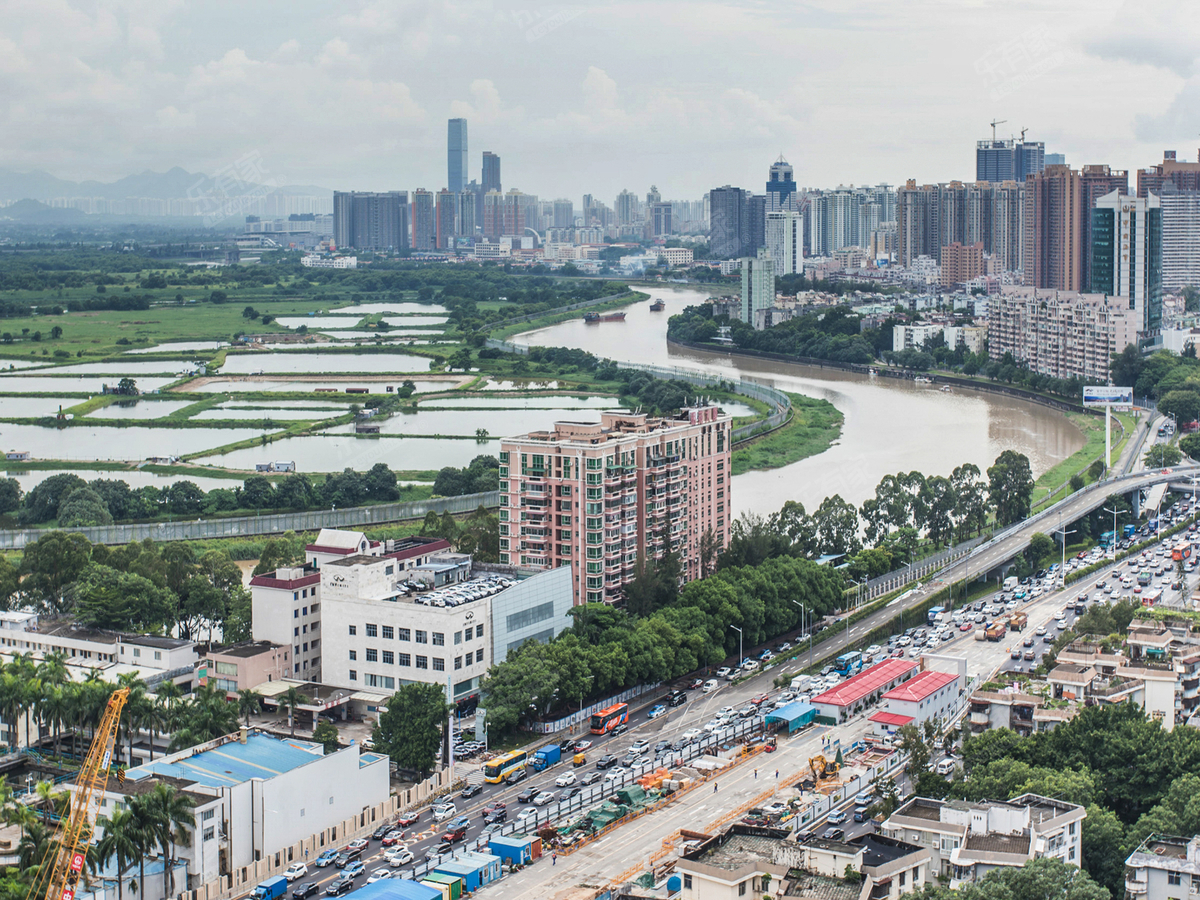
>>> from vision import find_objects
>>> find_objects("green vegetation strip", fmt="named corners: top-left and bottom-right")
top-left (1031, 410), bottom-right (1135, 510)
top-left (730, 393), bottom-right (843, 476)
top-left (489, 291), bottom-right (646, 340)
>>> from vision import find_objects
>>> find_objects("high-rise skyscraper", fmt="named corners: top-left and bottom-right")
top-left (411, 189), bottom-right (435, 251)
top-left (436, 189), bottom-right (457, 249)
top-left (708, 186), bottom-right (750, 258)
top-left (740, 249), bottom-right (775, 323)
top-left (1092, 189), bottom-right (1162, 336)
top-left (332, 191), bottom-right (409, 250)
top-left (646, 185), bottom-right (661, 205)
top-left (764, 210), bottom-right (802, 276)
top-left (766, 156), bottom-right (797, 211)
top-left (976, 137), bottom-right (1046, 183)
top-left (1024, 165), bottom-right (1084, 291)
top-left (1080, 165), bottom-right (1129, 292)
top-left (552, 199), bottom-right (574, 229)
top-left (482, 152), bottom-right (501, 196)
top-left (615, 190), bottom-right (638, 227)
top-left (1159, 182), bottom-right (1200, 291)
top-left (447, 119), bottom-right (468, 194)
top-left (650, 202), bottom-right (672, 237)
top-left (1137, 150), bottom-right (1200, 197)
top-left (455, 191), bottom-right (476, 238)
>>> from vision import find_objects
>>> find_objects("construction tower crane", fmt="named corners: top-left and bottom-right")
top-left (990, 119), bottom-right (1007, 141)
top-left (26, 688), bottom-right (129, 900)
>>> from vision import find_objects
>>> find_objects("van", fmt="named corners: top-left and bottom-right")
top-left (668, 690), bottom-right (689, 707)
top-left (703, 679), bottom-right (719, 693)
top-left (854, 790), bottom-right (874, 806)
top-left (853, 806), bottom-right (870, 823)
top-left (935, 758), bottom-right (956, 776)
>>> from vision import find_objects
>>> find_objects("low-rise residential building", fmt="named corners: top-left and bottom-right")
top-left (892, 323), bottom-right (944, 353)
top-left (881, 794), bottom-right (1085, 886)
top-left (878, 668), bottom-right (964, 727)
top-left (198, 641), bottom-right (291, 696)
top-left (1124, 833), bottom-right (1200, 899)
top-left (965, 690), bottom-right (1042, 736)
top-left (811, 658), bottom-right (919, 723)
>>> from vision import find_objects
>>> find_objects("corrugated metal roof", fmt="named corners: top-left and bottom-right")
top-left (764, 701), bottom-right (817, 723)
top-left (811, 658), bottom-right (918, 708)
top-left (883, 670), bottom-right (959, 703)
top-left (868, 711), bottom-right (915, 727)
top-left (348, 882), bottom-right (442, 900)
top-left (135, 733), bottom-right (321, 788)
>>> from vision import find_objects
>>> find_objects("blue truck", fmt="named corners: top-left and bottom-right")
top-left (1124, 524), bottom-right (1137, 539)
top-left (251, 877), bottom-right (288, 900)
top-left (528, 744), bottom-right (561, 771)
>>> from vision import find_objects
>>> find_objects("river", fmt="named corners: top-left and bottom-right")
top-left (513, 286), bottom-right (1085, 519)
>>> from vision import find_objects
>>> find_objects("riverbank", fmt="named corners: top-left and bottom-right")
top-left (731, 393), bottom-right (843, 476)
top-left (490, 291), bottom-right (648, 340)
top-left (1030, 410), bottom-right (1136, 510)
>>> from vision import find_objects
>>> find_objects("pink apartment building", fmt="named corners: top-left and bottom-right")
top-left (499, 406), bottom-right (732, 605)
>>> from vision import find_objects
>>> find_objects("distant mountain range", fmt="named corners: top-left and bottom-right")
top-left (0, 166), bottom-right (333, 203)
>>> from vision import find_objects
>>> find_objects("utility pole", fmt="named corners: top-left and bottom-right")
top-left (1053, 523), bottom-right (1077, 588)
top-left (1102, 505), bottom-right (1127, 557)
top-left (730, 624), bottom-right (743, 668)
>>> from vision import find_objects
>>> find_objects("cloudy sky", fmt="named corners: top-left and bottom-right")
top-left (2, 0), bottom-right (1195, 201)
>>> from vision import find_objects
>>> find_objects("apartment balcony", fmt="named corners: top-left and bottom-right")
top-left (969, 712), bottom-right (990, 727)
top-left (1124, 878), bottom-right (1148, 896)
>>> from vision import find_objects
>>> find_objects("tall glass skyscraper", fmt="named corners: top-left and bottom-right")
top-left (1092, 189), bottom-right (1162, 336)
top-left (447, 119), bottom-right (468, 194)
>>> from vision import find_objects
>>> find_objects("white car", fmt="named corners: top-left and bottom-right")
top-left (367, 869), bottom-right (393, 884)
top-left (284, 864), bottom-right (308, 882)
top-left (681, 728), bottom-right (701, 742)
top-left (742, 660), bottom-right (761, 672)
top-left (516, 807), bottom-right (539, 824)
top-left (532, 791), bottom-right (557, 806)
top-left (716, 667), bottom-right (731, 678)
top-left (703, 679), bottom-right (719, 692)
top-left (385, 848), bottom-right (413, 868)
top-left (630, 739), bottom-right (650, 754)
top-left (431, 802), bottom-right (457, 822)
top-left (555, 771), bottom-right (577, 787)
top-left (865, 644), bottom-right (882, 656)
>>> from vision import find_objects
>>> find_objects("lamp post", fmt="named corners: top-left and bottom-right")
top-left (730, 625), bottom-right (743, 669)
top-left (789, 599), bottom-right (813, 669)
top-left (1102, 505), bottom-right (1127, 557)
top-left (1053, 523), bottom-right (1076, 588)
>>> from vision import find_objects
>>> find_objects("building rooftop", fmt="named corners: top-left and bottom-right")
top-left (130, 731), bottom-right (323, 788)
top-left (812, 658), bottom-right (918, 708)
top-left (783, 872), bottom-right (859, 900)
top-left (691, 830), bottom-right (785, 871)
top-left (855, 834), bottom-right (924, 869)
top-left (962, 832), bottom-right (1031, 856)
top-left (889, 798), bottom-right (952, 823)
top-left (882, 669), bottom-right (958, 703)
top-left (120, 634), bottom-right (193, 650)
top-left (209, 640), bottom-right (285, 659)
top-left (250, 568), bottom-right (321, 590)
top-left (868, 711), bottom-right (914, 728)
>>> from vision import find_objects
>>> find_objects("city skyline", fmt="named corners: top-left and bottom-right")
top-left (2, 1), bottom-right (1193, 200)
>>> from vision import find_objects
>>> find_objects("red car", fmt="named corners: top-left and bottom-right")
top-left (749, 693), bottom-right (770, 707)
top-left (688, 678), bottom-right (705, 689)
top-left (381, 831), bottom-right (405, 846)
top-left (396, 813), bottom-right (420, 827)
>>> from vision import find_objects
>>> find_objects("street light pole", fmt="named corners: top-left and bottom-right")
top-left (730, 624), bottom-right (743, 668)
top-left (789, 599), bottom-right (813, 669)
top-left (1053, 523), bottom-right (1076, 587)
top-left (1102, 505), bottom-right (1127, 557)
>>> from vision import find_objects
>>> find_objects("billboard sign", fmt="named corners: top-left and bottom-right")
top-left (1083, 386), bottom-right (1132, 410)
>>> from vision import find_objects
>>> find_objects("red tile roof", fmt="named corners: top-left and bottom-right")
top-left (868, 711), bottom-right (914, 727)
top-left (883, 670), bottom-right (958, 703)
top-left (811, 658), bottom-right (918, 708)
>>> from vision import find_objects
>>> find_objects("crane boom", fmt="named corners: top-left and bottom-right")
top-left (26, 688), bottom-right (129, 900)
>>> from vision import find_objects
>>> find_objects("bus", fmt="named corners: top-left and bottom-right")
top-left (835, 651), bottom-right (863, 677)
top-left (482, 749), bottom-right (527, 783)
top-left (590, 702), bottom-right (629, 735)
top-left (926, 606), bottom-right (945, 626)
top-left (1142, 589), bottom-right (1163, 607)
top-left (1100, 530), bottom-right (1116, 549)
top-left (1173, 542), bottom-right (1192, 562)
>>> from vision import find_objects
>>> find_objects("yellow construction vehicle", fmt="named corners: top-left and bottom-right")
top-left (27, 688), bottom-right (129, 900)
top-left (809, 754), bottom-right (840, 784)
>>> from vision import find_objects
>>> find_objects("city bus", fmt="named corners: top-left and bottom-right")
top-left (1173, 542), bottom-right (1193, 562)
top-left (590, 702), bottom-right (629, 735)
top-left (482, 749), bottom-right (528, 783)
top-left (835, 651), bottom-right (863, 677)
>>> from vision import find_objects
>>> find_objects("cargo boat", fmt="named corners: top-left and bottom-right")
top-left (583, 312), bottom-right (627, 323)
top-left (649, 300), bottom-right (666, 311)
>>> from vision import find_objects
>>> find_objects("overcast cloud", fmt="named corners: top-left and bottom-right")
top-left (1, 0), bottom-right (1195, 200)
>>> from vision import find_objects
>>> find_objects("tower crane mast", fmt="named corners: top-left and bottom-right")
top-left (26, 688), bottom-right (130, 900)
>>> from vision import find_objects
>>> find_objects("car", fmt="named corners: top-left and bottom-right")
top-left (742, 660), bottom-right (761, 672)
top-left (595, 754), bottom-right (618, 769)
top-left (347, 839), bottom-right (368, 852)
top-left (431, 804), bottom-right (456, 822)
top-left (504, 767), bottom-right (528, 785)
top-left (285, 863), bottom-right (309, 882)
top-left (517, 787), bottom-right (537, 803)
top-left (315, 850), bottom-right (339, 868)
top-left (628, 738), bottom-right (650, 754)
top-left (703, 679), bottom-right (719, 692)
top-left (654, 739), bottom-right (671, 754)
top-left (716, 667), bottom-right (731, 678)
top-left (1044, 634), bottom-right (1056, 644)
top-left (681, 728), bottom-right (702, 742)
top-left (562, 785), bottom-right (583, 799)
top-left (865, 644), bottom-right (882, 656)
top-left (647, 704), bottom-right (667, 719)
top-left (446, 815), bottom-right (470, 831)
top-left (342, 862), bottom-right (365, 880)
top-left (581, 770), bottom-right (603, 785)
top-left (396, 812), bottom-right (420, 827)
top-left (827, 809), bottom-right (847, 825)
top-left (325, 879), bottom-right (353, 897)
top-left (366, 869), bottom-right (393, 884)
top-left (739, 705), bottom-right (757, 718)
top-left (727, 668), bottom-right (744, 680)
top-left (959, 623), bottom-right (972, 632)
top-left (293, 884), bottom-right (320, 900)
top-left (381, 831), bottom-right (405, 847)
top-left (822, 828), bottom-right (845, 841)
top-left (762, 801), bottom-right (788, 816)
top-left (777, 641), bottom-right (793, 651)
top-left (612, 723), bottom-right (628, 735)
top-left (689, 678), bottom-right (705, 689)
top-left (459, 782), bottom-right (483, 799)
top-left (516, 807), bottom-right (539, 824)
top-left (440, 826), bottom-right (468, 845)
top-left (758, 649), bottom-right (774, 660)
top-left (1023, 650), bottom-right (1036, 661)
top-left (1036, 625), bottom-right (1047, 635)
top-left (1023, 636), bottom-right (1034, 647)
top-left (334, 850), bottom-right (361, 868)
top-left (573, 739), bottom-right (592, 751)
top-left (604, 766), bottom-right (630, 782)
top-left (556, 771), bottom-right (577, 787)
top-left (484, 808), bottom-right (507, 824)
top-left (385, 848), bottom-right (414, 867)
top-left (1011, 648), bottom-right (1022, 659)
top-left (371, 823), bottom-right (393, 840)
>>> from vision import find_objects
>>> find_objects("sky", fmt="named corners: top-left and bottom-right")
top-left (1, 0), bottom-right (1196, 202)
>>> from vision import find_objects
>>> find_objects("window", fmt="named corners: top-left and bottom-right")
top-left (349, 650), bottom-right (357, 661)
top-left (738, 882), bottom-right (746, 897)
top-left (382, 651), bottom-right (394, 665)
top-left (349, 670), bottom-right (357, 681)
top-left (464, 651), bottom-right (473, 665)
top-left (203, 827), bottom-right (215, 841)
top-left (366, 648), bottom-right (377, 663)
top-left (433, 632), bottom-right (445, 646)
top-left (398, 628), bottom-right (411, 641)
top-left (455, 657), bottom-right (462, 670)
top-left (398, 653), bottom-right (411, 667)
top-left (1169, 872), bottom-right (1182, 886)
top-left (294, 609), bottom-right (299, 619)
top-left (294, 627), bottom-right (300, 637)
top-left (899, 872), bottom-right (906, 887)
top-left (476, 625), bottom-right (485, 639)
top-left (349, 625), bottom-right (357, 636)
top-left (415, 630), bottom-right (427, 644)
top-left (1069, 822), bottom-right (1076, 835)
top-left (301, 606), bottom-right (307, 616)
top-left (683, 875), bottom-right (692, 889)
top-left (454, 631), bottom-right (462, 645)
top-left (215, 661), bottom-right (237, 676)
top-left (385, 565), bottom-right (394, 575)
top-left (202, 809), bottom-right (215, 821)
top-left (416, 656), bottom-right (428, 669)
top-left (382, 625), bottom-right (393, 640)
top-left (366, 624), bottom-right (377, 638)
top-left (433, 658), bottom-right (445, 671)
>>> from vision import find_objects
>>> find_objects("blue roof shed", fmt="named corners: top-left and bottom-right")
top-left (764, 701), bottom-right (817, 733)
top-left (345, 881), bottom-right (442, 900)
top-left (488, 834), bottom-right (533, 865)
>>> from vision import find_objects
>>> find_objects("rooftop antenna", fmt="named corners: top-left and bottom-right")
top-left (990, 118), bottom-right (1007, 142)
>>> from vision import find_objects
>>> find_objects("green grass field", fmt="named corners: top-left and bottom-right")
top-left (730, 392), bottom-right (843, 476)
top-left (1031, 410), bottom-right (1136, 510)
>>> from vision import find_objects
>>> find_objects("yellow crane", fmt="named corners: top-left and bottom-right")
top-left (26, 687), bottom-right (129, 900)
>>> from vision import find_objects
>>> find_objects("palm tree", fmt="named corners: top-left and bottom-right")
top-left (40, 685), bottom-right (69, 758)
top-left (237, 690), bottom-right (262, 727)
top-left (125, 793), bottom-right (158, 900)
top-left (147, 781), bottom-right (195, 897)
top-left (95, 808), bottom-right (140, 900)
top-left (18, 817), bottom-right (55, 872)
top-left (116, 674), bottom-right (148, 766)
top-left (141, 700), bottom-right (165, 762)
top-left (34, 779), bottom-right (67, 826)
top-left (279, 686), bottom-right (310, 736)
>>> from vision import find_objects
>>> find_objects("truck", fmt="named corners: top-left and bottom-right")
top-left (1124, 524), bottom-right (1138, 539)
top-left (926, 606), bottom-right (945, 626)
top-left (528, 744), bottom-right (561, 771)
top-left (1007, 612), bottom-right (1028, 632)
top-left (985, 622), bottom-right (1007, 642)
top-left (1002, 576), bottom-right (1019, 592)
top-left (251, 877), bottom-right (288, 900)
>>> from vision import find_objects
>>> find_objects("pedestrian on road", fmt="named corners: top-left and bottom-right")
top-left (552, 853), bottom-right (557, 866)
top-left (754, 768), bottom-right (757, 779)
top-left (775, 770), bottom-right (779, 779)
top-left (714, 782), bottom-right (718, 793)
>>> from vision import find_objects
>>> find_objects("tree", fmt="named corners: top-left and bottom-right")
top-left (373, 683), bottom-right (451, 777)
top-left (988, 450), bottom-right (1034, 527)
top-left (252, 534), bottom-right (303, 576)
top-left (115, 377), bottom-right (138, 396)
top-left (921, 475), bottom-right (957, 547)
top-left (917, 856), bottom-right (1109, 900)
top-left (20, 531), bottom-right (93, 613)
top-left (49, 326), bottom-right (63, 340)
top-left (811, 494), bottom-right (862, 556)
top-left (1182, 432), bottom-right (1200, 461)
top-left (1146, 444), bottom-right (1183, 467)
top-left (20, 473), bottom-right (87, 524)
top-left (312, 720), bottom-right (340, 753)
top-left (896, 722), bottom-right (933, 778)
top-left (57, 486), bottom-right (113, 527)
top-left (1158, 389), bottom-right (1200, 425)
top-left (95, 807), bottom-right (141, 900)
top-left (146, 781), bottom-right (195, 898)
top-left (1027, 532), bottom-right (1056, 569)
top-left (0, 478), bottom-right (21, 516)
top-left (70, 564), bottom-right (177, 632)
top-left (236, 690), bottom-right (262, 727)
top-left (278, 686), bottom-right (310, 736)
top-left (950, 463), bottom-right (987, 540)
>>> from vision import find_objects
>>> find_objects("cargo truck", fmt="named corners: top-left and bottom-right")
top-left (1003, 576), bottom-right (1019, 592)
top-left (251, 877), bottom-right (288, 900)
top-left (1007, 612), bottom-right (1027, 632)
top-left (528, 744), bottom-right (561, 771)
top-left (985, 622), bottom-right (1007, 642)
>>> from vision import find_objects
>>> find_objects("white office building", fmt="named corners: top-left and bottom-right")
top-left (740, 249), bottom-right (776, 324)
top-left (764, 210), bottom-right (802, 276)
top-left (1160, 183), bottom-right (1200, 291)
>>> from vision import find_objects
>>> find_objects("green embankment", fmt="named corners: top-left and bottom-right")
top-left (731, 393), bottom-right (843, 476)
top-left (1031, 410), bottom-right (1136, 510)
